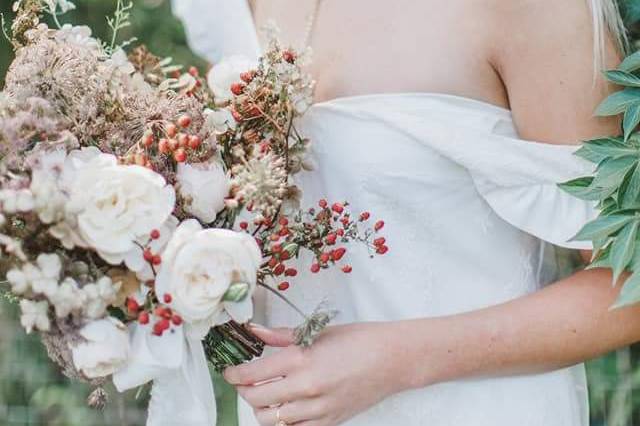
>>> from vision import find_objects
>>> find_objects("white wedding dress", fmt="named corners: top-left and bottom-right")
top-left (174, 2), bottom-right (598, 425)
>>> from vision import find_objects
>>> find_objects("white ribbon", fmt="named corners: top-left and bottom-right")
top-left (113, 323), bottom-right (217, 426)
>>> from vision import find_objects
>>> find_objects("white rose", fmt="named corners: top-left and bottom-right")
top-left (70, 317), bottom-right (129, 379)
top-left (177, 161), bottom-right (229, 224)
top-left (207, 55), bottom-right (256, 103)
top-left (155, 220), bottom-right (261, 337)
top-left (62, 147), bottom-right (175, 265)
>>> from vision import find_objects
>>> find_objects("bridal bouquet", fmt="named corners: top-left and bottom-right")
top-left (0, 1), bottom-right (388, 423)
top-left (561, 49), bottom-right (640, 308)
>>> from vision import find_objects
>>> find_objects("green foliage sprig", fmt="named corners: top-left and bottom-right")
top-left (561, 50), bottom-right (640, 308)
top-left (105, 0), bottom-right (136, 54)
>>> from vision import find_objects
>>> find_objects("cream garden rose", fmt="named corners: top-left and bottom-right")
top-left (70, 317), bottom-right (129, 379)
top-left (61, 147), bottom-right (175, 265)
top-left (155, 219), bottom-right (261, 337)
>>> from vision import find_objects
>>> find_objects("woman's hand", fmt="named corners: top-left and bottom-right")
top-left (224, 322), bottom-right (412, 426)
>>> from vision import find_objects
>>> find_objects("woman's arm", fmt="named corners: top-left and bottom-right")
top-left (399, 268), bottom-right (640, 390)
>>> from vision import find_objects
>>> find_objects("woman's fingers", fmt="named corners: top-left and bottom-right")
top-left (237, 370), bottom-right (323, 408)
top-left (237, 379), bottom-right (291, 408)
top-left (254, 399), bottom-right (328, 426)
top-left (224, 346), bottom-right (306, 385)
top-left (249, 324), bottom-right (296, 347)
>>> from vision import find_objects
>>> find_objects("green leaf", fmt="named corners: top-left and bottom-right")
top-left (612, 271), bottom-right (640, 309)
top-left (610, 220), bottom-right (639, 284)
top-left (624, 103), bottom-right (640, 141)
top-left (605, 70), bottom-right (640, 88)
top-left (592, 155), bottom-right (638, 190)
top-left (622, 163), bottom-right (640, 207)
top-left (558, 176), bottom-right (618, 201)
top-left (588, 246), bottom-right (611, 269)
top-left (222, 282), bottom-right (250, 303)
top-left (595, 88), bottom-right (640, 116)
top-left (575, 137), bottom-right (636, 164)
top-left (571, 215), bottom-right (635, 241)
top-left (619, 50), bottom-right (640, 73)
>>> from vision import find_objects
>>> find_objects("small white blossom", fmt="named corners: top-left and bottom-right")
top-left (82, 276), bottom-right (120, 319)
top-left (30, 149), bottom-right (68, 225)
top-left (204, 108), bottom-right (236, 134)
top-left (7, 268), bottom-right (29, 294)
top-left (106, 49), bottom-right (135, 75)
top-left (37, 253), bottom-right (62, 279)
top-left (20, 299), bottom-right (50, 334)
top-left (177, 161), bottom-right (230, 223)
top-left (49, 277), bottom-right (84, 318)
top-left (44, 0), bottom-right (76, 14)
top-left (0, 188), bottom-right (35, 214)
top-left (54, 24), bottom-right (100, 52)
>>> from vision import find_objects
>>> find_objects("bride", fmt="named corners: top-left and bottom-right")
top-left (174, 1), bottom-right (639, 425)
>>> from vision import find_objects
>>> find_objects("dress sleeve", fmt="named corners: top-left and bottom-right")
top-left (362, 104), bottom-right (600, 251)
top-left (431, 121), bottom-right (598, 251)
top-left (171, 0), bottom-right (260, 63)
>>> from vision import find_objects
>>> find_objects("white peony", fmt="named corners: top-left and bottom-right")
top-left (155, 220), bottom-right (261, 338)
top-left (20, 299), bottom-right (50, 333)
top-left (61, 147), bottom-right (175, 265)
top-left (70, 317), bottom-right (129, 379)
top-left (207, 55), bottom-right (256, 103)
top-left (177, 161), bottom-right (229, 224)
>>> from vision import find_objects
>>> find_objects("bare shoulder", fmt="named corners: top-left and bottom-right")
top-left (487, 0), bottom-right (622, 144)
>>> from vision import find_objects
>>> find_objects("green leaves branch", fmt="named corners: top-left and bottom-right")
top-left (560, 50), bottom-right (640, 309)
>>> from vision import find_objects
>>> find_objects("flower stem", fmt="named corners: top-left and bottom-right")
top-left (258, 281), bottom-right (308, 319)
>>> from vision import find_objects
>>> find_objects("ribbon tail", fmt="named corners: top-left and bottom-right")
top-left (146, 338), bottom-right (217, 426)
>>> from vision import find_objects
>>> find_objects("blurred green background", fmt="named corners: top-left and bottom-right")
top-left (3, 0), bottom-right (640, 425)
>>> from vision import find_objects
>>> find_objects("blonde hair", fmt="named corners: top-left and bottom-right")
top-left (589, 0), bottom-right (629, 71)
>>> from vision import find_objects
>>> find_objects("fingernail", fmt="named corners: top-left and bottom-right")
top-left (248, 322), bottom-right (267, 331)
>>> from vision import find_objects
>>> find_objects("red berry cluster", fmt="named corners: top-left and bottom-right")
top-left (252, 199), bottom-right (388, 292)
top-left (262, 216), bottom-right (298, 292)
top-left (141, 228), bottom-right (163, 267)
top-left (171, 66), bottom-right (205, 97)
top-left (155, 115), bottom-right (202, 163)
